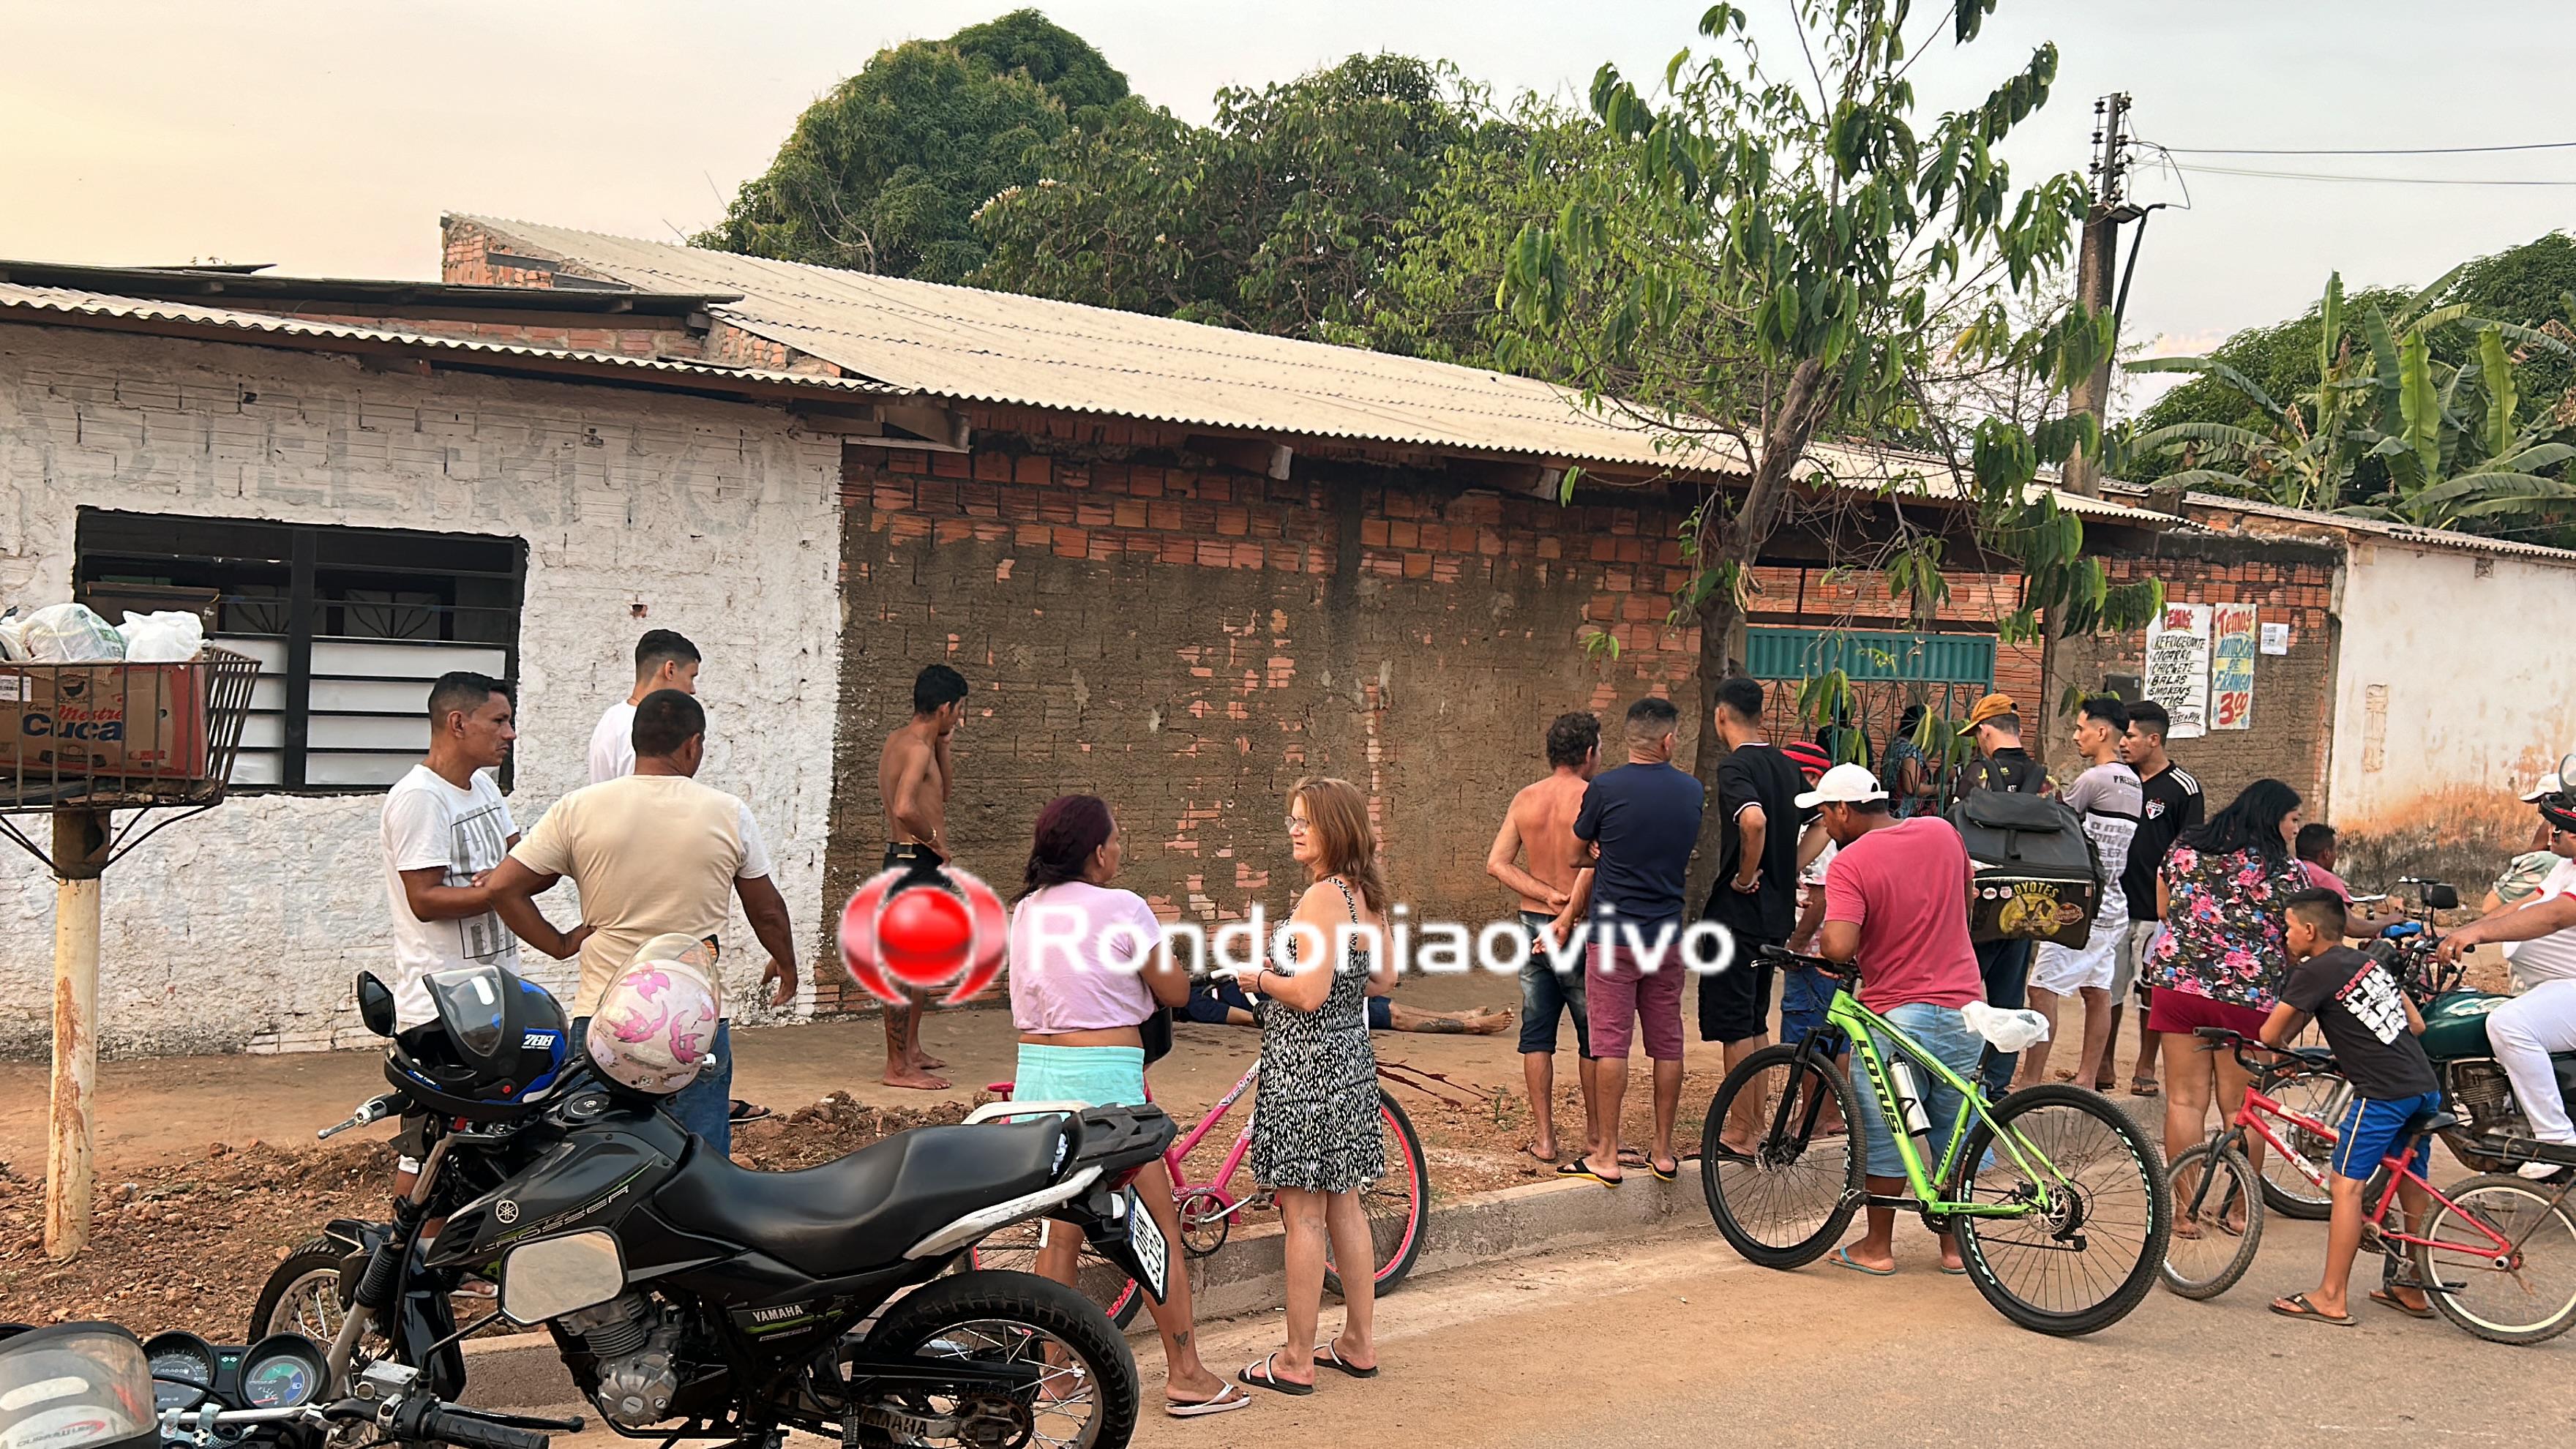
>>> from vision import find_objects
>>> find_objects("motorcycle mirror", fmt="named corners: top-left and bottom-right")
top-left (2425, 883), bottom-right (2460, 912)
top-left (354, 972), bottom-right (398, 1037)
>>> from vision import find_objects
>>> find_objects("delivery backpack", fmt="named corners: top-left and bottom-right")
top-left (1950, 787), bottom-right (2105, 949)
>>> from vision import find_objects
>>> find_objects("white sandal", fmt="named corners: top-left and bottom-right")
top-left (1167, 1382), bottom-right (1254, 1417)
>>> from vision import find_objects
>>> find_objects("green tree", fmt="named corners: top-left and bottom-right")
top-left (1499, 1), bottom-right (2159, 814)
top-left (2119, 272), bottom-right (2576, 528)
top-left (699, 10), bottom-right (1127, 282)
top-left (973, 54), bottom-right (1491, 337)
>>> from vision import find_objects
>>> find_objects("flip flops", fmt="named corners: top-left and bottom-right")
top-left (2128, 1078), bottom-right (2162, 1099)
top-left (2370, 1288), bottom-right (2437, 1320)
top-left (1556, 1159), bottom-right (1621, 1187)
top-left (1315, 1343), bottom-right (1379, 1379)
top-left (1166, 1383), bottom-right (1253, 1418)
top-left (1830, 1246), bottom-right (1895, 1277)
top-left (2269, 1292), bottom-right (2356, 1326)
top-left (729, 1099), bottom-right (771, 1123)
top-left (1238, 1353), bottom-right (1314, 1396)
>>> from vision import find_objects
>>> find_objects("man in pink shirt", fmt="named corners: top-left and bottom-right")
top-left (1808, 763), bottom-right (1988, 1276)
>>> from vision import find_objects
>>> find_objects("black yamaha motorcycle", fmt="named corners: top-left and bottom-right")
top-left (277, 971), bottom-right (1175, 1449)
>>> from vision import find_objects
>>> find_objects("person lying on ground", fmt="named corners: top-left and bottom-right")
top-left (1181, 978), bottom-right (1511, 1035)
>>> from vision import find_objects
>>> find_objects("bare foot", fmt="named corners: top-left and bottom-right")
top-left (883, 1065), bottom-right (951, 1091)
top-left (913, 1049), bottom-right (949, 1071)
top-left (1461, 1009), bottom-right (1513, 1036)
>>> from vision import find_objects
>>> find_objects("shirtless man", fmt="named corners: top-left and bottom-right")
top-left (1486, 711), bottom-right (1602, 1164)
top-left (877, 664), bottom-right (967, 1090)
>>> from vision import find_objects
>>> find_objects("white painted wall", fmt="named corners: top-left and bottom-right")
top-left (2330, 539), bottom-right (2576, 850)
top-left (0, 325), bottom-right (844, 1057)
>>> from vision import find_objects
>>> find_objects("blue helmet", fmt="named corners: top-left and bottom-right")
top-left (385, 965), bottom-right (571, 1120)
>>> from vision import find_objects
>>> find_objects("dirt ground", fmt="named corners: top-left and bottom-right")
top-left (1, 973), bottom-right (1708, 1330)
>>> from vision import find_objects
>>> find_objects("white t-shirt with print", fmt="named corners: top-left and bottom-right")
top-left (2505, 858), bottom-right (2576, 988)
top-left (588, 701), bottom-right (637, 785)
top-left (381, 764), bottom-right (520, 1028)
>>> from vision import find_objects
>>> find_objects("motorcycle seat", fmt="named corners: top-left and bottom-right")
top-left (656, 1117), bottom-right (1071, 1278)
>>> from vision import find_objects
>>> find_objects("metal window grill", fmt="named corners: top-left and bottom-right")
top-left (0, 647), bottom-right (264, 869)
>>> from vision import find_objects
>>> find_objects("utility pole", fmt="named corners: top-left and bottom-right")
top-left (2061, 91), bottom-right (2131, 498)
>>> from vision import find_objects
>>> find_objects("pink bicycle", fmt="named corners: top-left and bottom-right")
top-left (969, 1060), bottom-right (1431, 1326)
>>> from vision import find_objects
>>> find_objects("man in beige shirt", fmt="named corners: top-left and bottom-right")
top-left (487, 689), bottom-right (795, 1155)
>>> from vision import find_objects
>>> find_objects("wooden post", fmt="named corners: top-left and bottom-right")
top-left (45, 806), bottom-right (111, 1261)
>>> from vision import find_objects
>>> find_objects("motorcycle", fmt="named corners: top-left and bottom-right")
top-left (275, 969), bottom-right (1176, 1449)
top-left (2373, 879), bottom-right (2576, 1172)
top-left (0, 1318), bottom-right (561, 1449)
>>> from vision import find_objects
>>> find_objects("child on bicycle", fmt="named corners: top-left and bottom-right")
top-left (2259, 888), bottom-right (2438, 1325)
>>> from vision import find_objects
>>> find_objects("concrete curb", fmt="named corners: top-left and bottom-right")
top-left (456, 1173), bottom-right (1708, 1410)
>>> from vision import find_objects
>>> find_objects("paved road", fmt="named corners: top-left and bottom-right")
top-left (528, 1210), bottom-right (2569, 1449)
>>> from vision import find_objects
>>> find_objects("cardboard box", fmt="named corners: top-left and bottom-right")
top-left (0, 662), bottom-right (211, 782)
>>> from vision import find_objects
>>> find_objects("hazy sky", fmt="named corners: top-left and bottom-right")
top-left (7, 1), bottom-right (2573, 417)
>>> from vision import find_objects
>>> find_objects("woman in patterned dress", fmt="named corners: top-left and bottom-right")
top-left (2143, 777), bottom-right (2308, 1235)
top-left (1232, 777), bottom-right (1394, 1396)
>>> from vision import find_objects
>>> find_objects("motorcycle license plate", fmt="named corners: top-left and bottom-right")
top-left (1124, 1188), bottom-right (1169, 1300)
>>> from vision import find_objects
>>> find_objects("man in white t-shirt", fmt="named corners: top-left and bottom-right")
top-left (2440, 795), bottom-right (2576, 1175)
top-left (2021, 697), bottom-right (2141, 1090)
top-left (588, 630), bottom-right (700, 784)
top-left (488, 689), bottom-right (797, 1157)
top-left (381, 673), bottom-right (587, 1030)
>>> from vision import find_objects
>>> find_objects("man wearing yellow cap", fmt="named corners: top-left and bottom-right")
top-left (1957, 693), bottom-right (2051, 1090)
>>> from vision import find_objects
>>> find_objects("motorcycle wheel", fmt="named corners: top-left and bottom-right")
top-left (251, 1239), bottom-right (361, 1344)
top-left (857, 1270), bottom-right (1138, 1449)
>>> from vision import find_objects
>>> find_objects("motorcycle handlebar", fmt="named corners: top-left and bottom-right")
top-left (419, 1407), bottom-right (550, 1449)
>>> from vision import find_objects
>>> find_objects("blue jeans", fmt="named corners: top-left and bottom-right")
top-left (667, 1018), bottom-right (734, 1157)
top-left (1779, 966), bottom-right (1843, 1052)
top-left (1974, 937), bottom-right (2032, 1096)
top-left (1850, 1003), bottom-right (1986, 1180)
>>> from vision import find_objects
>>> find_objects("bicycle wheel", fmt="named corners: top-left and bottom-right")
top-left (1699, 1043), bottom-right (1861, 1269)
top-left (2413, 1174), bottom-right (2576, 1344)
top-left (2256, 1071), bottom-right (2345, 1221)
top-left (1326, 1089), bottom-right (1431, 1298)
top-left (2158, 1142), bottom-right (2263, 1300)
top-left (967, 1221), bottom-right (1145, 1330)
top-left (1953, 1082), bottom-right (2170, 1336)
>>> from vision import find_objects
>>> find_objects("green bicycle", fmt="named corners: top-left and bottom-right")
top-left (1701, 946), bottom-right (2171, 1336)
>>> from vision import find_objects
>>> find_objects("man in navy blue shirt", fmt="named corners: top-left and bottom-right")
top-left (1549, 696), bottom-right (1705, 1186)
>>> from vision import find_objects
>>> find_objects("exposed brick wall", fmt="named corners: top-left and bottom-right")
top-left (2057, 534), bottom-right (2341, 814)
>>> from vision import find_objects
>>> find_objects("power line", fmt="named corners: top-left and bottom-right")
top-left (2171, 162), bottom-right (2576, 187)
top-left (2160, 140), bottom-right (2576, 157)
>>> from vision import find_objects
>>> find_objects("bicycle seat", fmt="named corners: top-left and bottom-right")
top-left (2401, 1107), bottom-right (2461, 1138)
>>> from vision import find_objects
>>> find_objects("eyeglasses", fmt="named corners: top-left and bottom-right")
top-left (1284, 816), bottom-right (1311, 834)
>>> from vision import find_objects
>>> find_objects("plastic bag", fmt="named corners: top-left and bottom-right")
top-left (1961, 1000), bottom-right (2051, 1054)
top-left (0, 608), bottom-right (24, 662)
top-left (19, 602), bottom-right (124, 662)
top-left (116, 610), bottom-right (205, 662)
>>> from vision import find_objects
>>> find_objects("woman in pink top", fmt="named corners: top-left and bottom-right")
top-left (1006, 795), bottom-right (1243, 1418)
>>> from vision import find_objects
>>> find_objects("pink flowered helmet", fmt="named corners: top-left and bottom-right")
top-left (585, 933), bottom-right (722, 1096)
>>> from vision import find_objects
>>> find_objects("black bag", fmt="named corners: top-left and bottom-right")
top-left (1139, 1004), bottom-right (1175, 1066)
top-left (1950, 788), bottom-right (2105, 949)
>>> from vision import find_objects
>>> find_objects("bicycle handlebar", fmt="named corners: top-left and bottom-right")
top-left (1755, 943), bottom-right (1859, 984)
top-left (2192, 1025), bottom-right (2334, 1081)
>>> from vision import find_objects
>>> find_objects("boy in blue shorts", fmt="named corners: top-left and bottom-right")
top-left (2260, 888), bottom-right (2438, 1325)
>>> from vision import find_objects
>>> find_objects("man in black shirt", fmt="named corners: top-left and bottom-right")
top-left (1958, 693), bottom-right (2045, 1091)
top-left (1702, 677), bottom-right (1807, 1152)
top-left (2117, 700), bottom-right (2202, 1098)
top-left (2261, 890), bottom-right (2437, 1323)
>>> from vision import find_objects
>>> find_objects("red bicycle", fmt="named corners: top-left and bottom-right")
top-left (965, 1059), bottom-right (1431, 1328)
top-left (2162, 1027), bottom-right (2576, 1344)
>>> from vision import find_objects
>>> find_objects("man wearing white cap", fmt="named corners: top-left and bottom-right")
top-left (1805, 763), bottom-right (1990, 1275)
top-left (2440, 758), bottom-right (2576, 1177)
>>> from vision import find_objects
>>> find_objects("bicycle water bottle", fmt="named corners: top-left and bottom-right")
top-left (1887, 1059), bottom-right (1936, 1164)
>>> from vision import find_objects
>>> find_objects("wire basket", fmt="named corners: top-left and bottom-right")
top-left (0, 647), bottom-right (263, 813)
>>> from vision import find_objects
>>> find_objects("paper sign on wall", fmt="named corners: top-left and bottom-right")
top-left (2210, 603), bottom-right (2258, 730)
top-left (2143, 602), bottom-right (2212, 739)
top-left (2260, 622), bottom-right (2290, 656)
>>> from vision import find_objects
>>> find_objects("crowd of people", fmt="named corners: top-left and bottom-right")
top-left (374, 633), bottom-right (2576, 1407)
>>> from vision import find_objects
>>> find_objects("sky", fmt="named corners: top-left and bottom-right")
top-left (7, 1), bottom-right (2574, 418)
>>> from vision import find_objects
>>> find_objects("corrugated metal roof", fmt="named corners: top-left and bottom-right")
top-left (2105, 484), bottom-right (2576, 565)
top-left (0, 282), bottom-right (905, 399)
top-left (462, 217), bottom-right (2176, 527)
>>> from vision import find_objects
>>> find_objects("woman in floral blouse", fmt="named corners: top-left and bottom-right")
top-left (2144, 777), bottom-right (2308, 1235)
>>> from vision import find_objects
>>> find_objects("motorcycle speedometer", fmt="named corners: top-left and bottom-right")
top-left (141, 1331), bottom-right (214, 1414)
top-left (235, 1336), bottom-right (324, 1409)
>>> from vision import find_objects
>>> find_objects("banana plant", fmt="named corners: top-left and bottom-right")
top-left (2112, 271), bottom-right (2576, 529)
